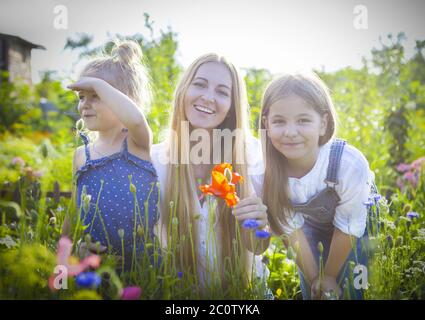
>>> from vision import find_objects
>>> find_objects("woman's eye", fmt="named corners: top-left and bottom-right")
top-left (299, 119), bottom-right (311, 124)
top-left (272, 120), bottom-right (284, 124)
top-left (79, 95), bottom-right (85, 101)
top-left (193, 82), bottom-right (206, 88)
top-left (218, 90), bottom-right (229, 97)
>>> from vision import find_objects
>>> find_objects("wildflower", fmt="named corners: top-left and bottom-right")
top-left (363, 200), bottom-right (373, 207)
top-left (177, 271), bottom-right (183, 279)
top-left (137, 225), bottom-right (144, 237)
top-left (373, 194), bottom-right (382, 202)
top-left (130, 183), bottom-right (136, 193)
top-left (242, 219), bottom-right (259, 229)
top-left (33, 170), bottom-right (44, 178)
top-left (407, 211), bottom-right (420, 220)
top-left (11, 157), bottom-right (25, 167)
top-left (411, 157), bottom-right (425, 170)
top-left (82, 194), bottom-right (92, 213)
top-left (386, 235), bottom-right (393, 248)
top-left (75, 272), bottom-right (101, 288)
top-left (49, 217), bottom-right (57, 225)
top-left (172, 217), bottom-right (179, 226)
top-left (40, 142), bottom-right (48, 158)
top-left (199, 163), bottom-right (244, 207)
top-left (49, 236), bottom-right (101, 290)
top-left (121, 286), bottom-right (142, 300)
top-left (396, 163), bottom-right (411, 172)
top-left (255, 229), bottom-right (271, 239)
top-left (403, 171), bottom-right (417, 186)
top-left (276, 288), bottom-right (282, 298)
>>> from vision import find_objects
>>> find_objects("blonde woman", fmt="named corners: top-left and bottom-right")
top-left (151, 53), bottom-right (270, 294)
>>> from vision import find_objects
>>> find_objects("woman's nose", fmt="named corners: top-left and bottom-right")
top-left (201, 90), bottom-right (215, 104)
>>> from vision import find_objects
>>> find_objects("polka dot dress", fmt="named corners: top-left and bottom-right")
top-left (76, 130), bottom-right (159, 264)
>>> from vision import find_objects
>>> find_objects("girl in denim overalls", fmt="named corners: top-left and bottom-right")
top-left (64, 40), bottom-right (159, 271)
top-left (259, 73), bottom-right (377, 299)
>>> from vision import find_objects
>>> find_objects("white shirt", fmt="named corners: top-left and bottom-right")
top-left (150, 134), bottom-right (267, 283)
top-left (254, 140), bottom-right (374, 238)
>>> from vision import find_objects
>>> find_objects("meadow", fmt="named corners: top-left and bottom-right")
top-left (0, 27), bottom-right (424, 299)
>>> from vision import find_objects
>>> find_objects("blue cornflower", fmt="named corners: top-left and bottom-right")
top-left (255, 230), bottom-right (271, 239)
top-left (75, 272), bottom-right (101, 288)
top-left (363, 200), bottom-right (374, 207)
top-left (406, 211), bottom-right (420, 220)
top-left (373, 194), bottom-right (382, 201)
top-left (177, 271), bottom-right (183, 279)
top-left (242, 219), bottom-right (260, 229)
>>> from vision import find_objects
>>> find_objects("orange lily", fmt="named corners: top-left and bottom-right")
top-left (199, 163), bottom-right (244, 207)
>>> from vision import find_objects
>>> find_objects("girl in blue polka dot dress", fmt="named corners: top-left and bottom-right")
top-left (65, 40), bottom-right (159, 271)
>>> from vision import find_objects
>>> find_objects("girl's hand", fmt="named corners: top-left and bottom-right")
top-left (311, 275), bottom-right (341, 300)
top-left (232, 196), bottom-right (269, 229)
top-left (67, 77), bottom-right (103, 93)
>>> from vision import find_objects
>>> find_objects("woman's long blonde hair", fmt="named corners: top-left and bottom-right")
top-left (162, 53), bottom-right (253, 281)
top-left (260, 73), bottom-right (337, 235)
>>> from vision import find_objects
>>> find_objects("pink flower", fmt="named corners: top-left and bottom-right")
top-left (11, 157), bottom-right (25, 167)
top-left (411, 157), bottom-right (425, 170)
top-left (33, 170), bottom-right (44, 178)
top-left (403, 171), bottom-right (418, 187)
top-left (48, 236), bottom-right (101, 291)
top-left (396, 163), bottom-right (411, 172)
top-left (121, 286), bottom-right (142, 300)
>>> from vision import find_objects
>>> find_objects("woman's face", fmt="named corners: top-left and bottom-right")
top-left (184, 62), bottom-right (233, 131)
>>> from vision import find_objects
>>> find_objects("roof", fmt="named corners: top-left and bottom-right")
top-left (0, 33), bottom-right (46, 50)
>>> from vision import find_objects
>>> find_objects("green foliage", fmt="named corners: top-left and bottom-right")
top-left (0, 21), bottom-right (424, 299)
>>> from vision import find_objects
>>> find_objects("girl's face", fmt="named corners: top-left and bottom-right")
top-left (264, 95), bottom-right (328, 164)
top-left (77, 88), bottom-right (120, 131)
top-left (184, 62), bottom-right (233, 130)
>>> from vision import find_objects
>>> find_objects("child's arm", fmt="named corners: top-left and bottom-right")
top-left (232, 196), bottom-right (270, 254)
top-left (68, 77), bottom-right (152, 152)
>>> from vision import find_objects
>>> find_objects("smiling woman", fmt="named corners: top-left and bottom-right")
top-left (151, 53), bottom-right (270, 296)
top-left (184, 61), bottom-right (233, 131)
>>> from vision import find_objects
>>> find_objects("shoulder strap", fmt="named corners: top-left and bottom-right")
top-left (324, 138), bottom-right (346, 188)
top-left (79, 132), bottom-right (91, 161)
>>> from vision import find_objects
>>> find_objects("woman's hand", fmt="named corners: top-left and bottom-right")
top-left (311, 275), bottom-right (341, 300)
top-left (232, 196), bottom-right (269, 229)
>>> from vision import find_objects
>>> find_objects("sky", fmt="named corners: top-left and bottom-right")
top-left (1, 0), bottom-right (425, 83)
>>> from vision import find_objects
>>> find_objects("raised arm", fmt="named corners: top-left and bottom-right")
top-left (68, 77), bottom-right (152, 152)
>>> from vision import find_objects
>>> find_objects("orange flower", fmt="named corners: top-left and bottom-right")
top-left (199, 163), bottom-right (244, 207)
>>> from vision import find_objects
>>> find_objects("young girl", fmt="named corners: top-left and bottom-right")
top-left (151, 53), bottom-right (270, 296)
top-left (65, 40), bottom-right (159, 271)
top-left (260, 73), bottom-right (375, 299)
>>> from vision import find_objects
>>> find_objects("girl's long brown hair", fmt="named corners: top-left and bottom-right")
top-left (260, 73), bottom-right (337, 235)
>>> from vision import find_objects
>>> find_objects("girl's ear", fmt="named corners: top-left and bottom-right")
top-left (320, 113), bottom-right (329, 136)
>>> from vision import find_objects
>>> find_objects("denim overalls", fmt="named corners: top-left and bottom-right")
top-left (292, 139), bottom-right (373, 300)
